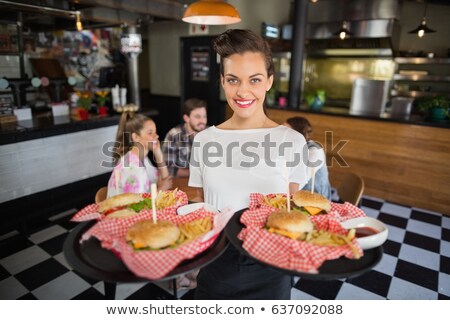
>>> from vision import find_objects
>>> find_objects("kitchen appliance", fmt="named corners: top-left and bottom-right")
top-left (389, 97), bottom-right (413, 120)
top-left (350, 78), bottom-right (391, 117)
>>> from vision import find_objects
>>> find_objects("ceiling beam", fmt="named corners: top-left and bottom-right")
top-left (74, 0), bottom-right (184, 20)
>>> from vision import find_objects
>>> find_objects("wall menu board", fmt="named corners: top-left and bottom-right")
top-left (191, 46), bottom-right (210, 82)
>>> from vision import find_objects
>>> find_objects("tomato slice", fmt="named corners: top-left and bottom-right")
top-left (103, 205), bottom-right (127, 216)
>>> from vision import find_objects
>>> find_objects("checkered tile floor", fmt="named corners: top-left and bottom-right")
top-left (0, 195), bottom-right (449, 300)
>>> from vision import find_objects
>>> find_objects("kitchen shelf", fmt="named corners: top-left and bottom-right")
top-left (390, 89), bottom-right (450, 99)
top-left (395, 57), bottom-right (450, 64)
top-left (393, 74), bottom-right (450, 82)
top-left (392, 57), bottom-right (450, 100)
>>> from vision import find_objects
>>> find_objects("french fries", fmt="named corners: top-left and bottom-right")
top-left (263, 194), bottom-right (288, 209)
top-left (176, 216), bottom-right (212, 246)
top-left (303, 229), bottom-right (360, 259)
top-left (155, 188), bottom-right (179, 209)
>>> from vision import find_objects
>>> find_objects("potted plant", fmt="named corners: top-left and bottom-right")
top-left (416, 96), bottom-right (449, 122)
top-left (95, 90), bottom-right (109, 116)
top-left (305, 89), bottom-right (326, 111)
top-left (75, 91), bottom-right (92, 120)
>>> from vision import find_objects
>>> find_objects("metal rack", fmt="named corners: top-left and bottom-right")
top-left (391, 57), bottom-right (450, 98)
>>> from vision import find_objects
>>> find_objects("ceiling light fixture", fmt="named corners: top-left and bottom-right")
top-left (182, 0), bottom-right (241, 25)
top-left (408, 2), bottom-right (436, 38)
top-left (333, 21), bottom-right (353, 40)
top-left (75, 11), bottom-right (83, 31)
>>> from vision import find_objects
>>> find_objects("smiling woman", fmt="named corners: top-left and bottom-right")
top-left (188, 29), bottom-right (309, 300)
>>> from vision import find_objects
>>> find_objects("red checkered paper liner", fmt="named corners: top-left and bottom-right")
top-left (80, 207), bottom-right (234, 280)
top-left (71, 190), bottom-right (188, 222)
top-left (238, 204), bottom-right (364, 274)
top-left (249, 193), bottom-right (366, 222)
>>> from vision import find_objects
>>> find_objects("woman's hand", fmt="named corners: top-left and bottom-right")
top-left (158, 175), bottom-right (173, 191)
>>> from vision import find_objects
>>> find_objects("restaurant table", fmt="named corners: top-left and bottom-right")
top-left (63, 220), bottom-right (229, 299)
top-left (172, 177), bottom-right (198, 200)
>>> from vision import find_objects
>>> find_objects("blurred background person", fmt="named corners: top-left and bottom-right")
top-left (107, 112), bottom-right (172, 198)
top-left (162, 98), bottom-right (207, 178)
top-left (285, 116), bottom-right (331, 200)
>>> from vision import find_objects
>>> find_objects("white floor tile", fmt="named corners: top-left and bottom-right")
top-left (386, 225), bottom-right (406, 243)
top-left (399, 244), bottom-right (440, 271)
top-left (32, 272), bottom-right (91, 300)
top-left (438, 273), bottom-right (450, 296)
top-left (440, 240), bottom-right (450, 258)
top-left (115, 282), bottom-right (148, 300)
top-left (380, 203), bottom-right (412, 219)
top-left (0, 277), bottom-right (28, 299)
top-left (387, 278), bottom-right (437, 300)
top-left (406, 219), bottom-right (442, 240)
top-left (373, 253), bottom-right (398, 276)
top-left (360, 207), bottom-right (380, 218)
top-left (49, 208), bottom-right (78, 222)
top-left (29, 225), bottom-right (67, 244)
top-left (290, 288), bottom-right (319, 300)
top-left (442, 216), bottom-right (450, 229)
top-left (1, 246), bottom-right (50, 274)
top-left (335, 282), bottom-right (385, 300)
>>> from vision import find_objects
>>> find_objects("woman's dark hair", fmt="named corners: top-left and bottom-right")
top-left (286, 116), bottom-right (312, 138)
top-left (113, 112), bottom-right (151, 163)
top-left (213, 29), bottom-right (274, 77)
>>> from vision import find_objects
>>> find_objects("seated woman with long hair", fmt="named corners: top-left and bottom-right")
top-left (107, 112), bottom-right (172, 198)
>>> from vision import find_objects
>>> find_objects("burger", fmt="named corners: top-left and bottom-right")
top-left (126, 220), bottom-right (180, 250)
top-left (266, 209), bottom-right (314, 240)
top-left (98, 193), bottom-right (147, 218)
top-left (292, 190), bottom-right (331, 216)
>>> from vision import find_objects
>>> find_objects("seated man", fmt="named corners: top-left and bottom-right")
top-left (284, 116), bottom-right (332, 200)
top-left (162, 98), bottom-right (207, 178)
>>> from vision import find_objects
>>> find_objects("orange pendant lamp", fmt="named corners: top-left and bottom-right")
top-left (182, 0), bottom-right (241, 25)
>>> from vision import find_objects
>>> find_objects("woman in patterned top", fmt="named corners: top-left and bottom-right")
top-left (107, 112), bottom-right (172, 198)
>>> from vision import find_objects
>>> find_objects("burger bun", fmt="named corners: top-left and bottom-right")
top-left (98, 193), bottom-right (144, 213)
top-left (266, 209), bottom-right (314, 234)
top-left (126, 220), bottom-right (180, 250)
top-left (292, 190), bottom-right (331, 213)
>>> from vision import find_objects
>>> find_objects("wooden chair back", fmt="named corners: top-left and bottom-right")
top-left (95, 186), bottom-right (108, 204)
top-left (337, 172), bottom-right (365, 206)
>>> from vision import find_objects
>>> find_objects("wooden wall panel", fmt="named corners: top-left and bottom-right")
top-left (266, 109), bottom-right (450, 216)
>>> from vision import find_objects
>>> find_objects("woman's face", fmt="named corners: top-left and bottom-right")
top-left (221, 51), bottom-right (273, 119)
top-left (133, 120), bottom-right (159, 151)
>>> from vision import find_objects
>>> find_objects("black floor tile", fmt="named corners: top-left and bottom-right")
top-left (361, 198), bottom-right (383, 210)
top-left (18, 292), bottom-right (37, 299)
top-left (294, 279), bottom-right (343, 300)
top-left (14, 258), bottom-right (70, 291)
top-left (125, 283), bottom-right (174, 300)
top-left (442, 228), bottom-right (450, 242)
top-left (0, 264), bottom-right (9, 281)
top-left (404, 231), bottom-right (440, 253)
top-left (72, 287), bottom-right (106, 300)
top-left (39, 233), bottom-right (69, 256)
top-left (181, 289), bottom-right (196, 300)
top-left (394, 259), bottom-right (438, 291)
top-left (410, 210), bottom-right (442, 226)
top-left (382, 239), bottom-right (402, 257)
top-left (378, 212), bottom-right (408, 229)
top-left (0, 235), bottom-right (33, 259)
top-left (73, 271), bottom-right (102, 286)
top-left (440, 255), bottom-right (450, 275)
top-left (438, 293), bottom-right (450, 300)
top-left (57, 220), bottom-right (79, 232)
top-left (346, 270), bottom-right (392, 297)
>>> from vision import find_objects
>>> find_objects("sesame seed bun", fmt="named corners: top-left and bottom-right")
top-left (292, 190), bottom-right (331, 213)
top-left (98, 193), bottom-right (144, 213)
top-left (266, 209), bottom-right (314, 234)
top-left (126, 220), bottom-right (180, 250)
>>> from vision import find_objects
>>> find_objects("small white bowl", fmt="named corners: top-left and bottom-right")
top-left (341, 217), bottom-right (388, 250)
top-left (176, 203), bottom-right (219, 216)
